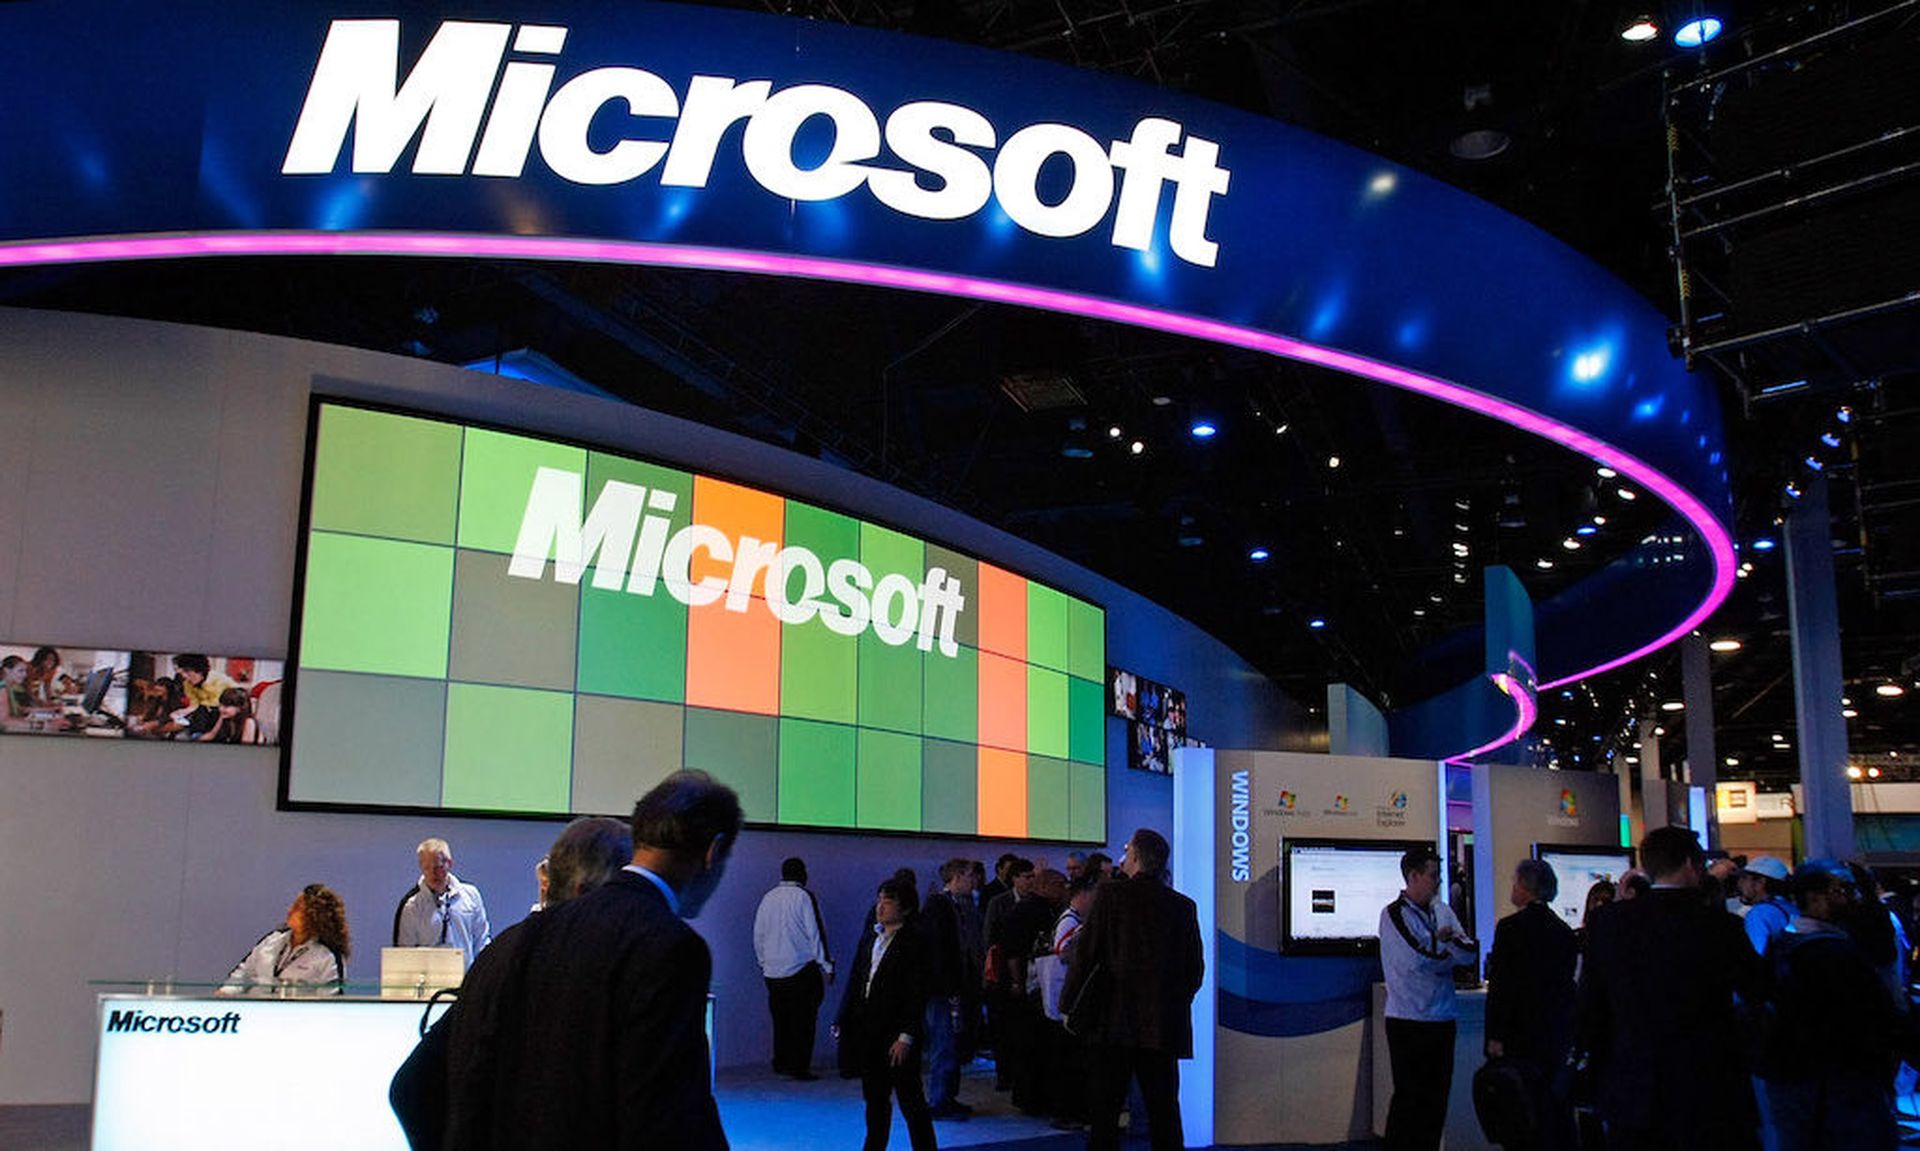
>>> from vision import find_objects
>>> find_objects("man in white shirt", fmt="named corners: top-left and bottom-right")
top-left (393, 836), bottom-right (492, 967)
top-left (1378, 843), bottom-right (1477, 1151)
top-left (753, 856), bottom-right (834, 1079)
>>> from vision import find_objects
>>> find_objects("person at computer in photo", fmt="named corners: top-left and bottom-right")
top-left (1, 654), bottom-right (76, 732)
top-left (124, 675), bottom-right (188, 738)
top-left (25, 646), bottom-right (78, 707)
top-left (221, 883), bottom-right (351, 994)
top-left (168, 652), bottom-right (234, 736)
top-left (394, 837), bottom-right (492, 966)
top-left (2, 655), bottom-right (35, 726)
top-left (195, 687), bottom-right (260, 744)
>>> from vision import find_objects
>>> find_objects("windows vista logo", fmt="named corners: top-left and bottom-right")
top-left (282, 19), bottom-right (1233, 267)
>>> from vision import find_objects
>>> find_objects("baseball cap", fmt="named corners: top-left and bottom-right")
top-left (1743, 856), bottom-right (1790, 882)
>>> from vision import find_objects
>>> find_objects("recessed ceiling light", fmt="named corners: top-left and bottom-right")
top-left (1308, 618), bottom-right (1326, 630)
top-left (1626, 755), bottom-right (1640, 764)
top-left (1724, 756), bottom-right (1739, 767)
top-left (1327, 455), bottom-right (1341, 469)
top-left (1620, 16), bottom-right (1660, 41)
top-left (1709, 639), bottom-right (1742, 652)
top-left (1843, 708), bottom-right (1859, 719)
top-left (1869, 766), bottom-right (1883, 778)
top-left (1616, 488), bottom-right (1638, 501)
top-left (1535, 558), bottom-right (1555, 570)
top-left (1562, 538), bottom-right (1582, 550)
top-left (1592, 515), bottom-right (1607, 526)
top-left (1190, 421), bottom-right (1218, 439)
top-left (1151, 395), bottom-right (1173, 406)
top-left (1576, 524), bottom-right (1598, 536)
top-left (1129, 440), bottom-right (1145, 456)
top-left (1660, 700), bottom-right (1685, 712)
top-left (1848, 765), bottom-right (1865, 780)
top-left (1653, 726), bottom-right (1665, 736)
top-left (1249, 547), bottom-right (1270, 562)
top-left (1878, 683), bottom-right (1906, 697)
top-left (1108, 425), bottom-right (1123, 439)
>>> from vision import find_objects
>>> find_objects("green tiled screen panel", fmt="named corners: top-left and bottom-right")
top-left (287, 402), bottom-right (1107, 842)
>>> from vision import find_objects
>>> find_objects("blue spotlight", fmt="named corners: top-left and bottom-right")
top-left (1249, 547), bottom-right (1270, 562)
top-left (1190, 421), bottom-right (1218, 439)
top-left (1750, 538), bottom-right (1776, 551)
top-left (1674, 16), bottom-right (1722, 46)
top-left (1307, 618), bottom-right (1327, 630)
top-left (1575, 524), bottom-right (1598, 537)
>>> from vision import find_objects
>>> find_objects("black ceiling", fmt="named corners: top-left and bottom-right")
top-left (3, 0), bottom-right (1916, 791)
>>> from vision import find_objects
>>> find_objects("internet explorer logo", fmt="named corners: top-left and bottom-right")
top-left (1388, 790), bottom-right (1408, 809)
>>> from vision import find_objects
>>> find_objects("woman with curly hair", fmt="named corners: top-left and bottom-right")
top-left (222, 884), bottom-right (351, 993)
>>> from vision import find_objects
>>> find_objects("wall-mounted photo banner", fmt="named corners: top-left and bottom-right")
top-left (1109, 666), bottom-right (1187, 732)
top-left (284, 401), bottom-right (1107, 842)
top-left (1, 645), bottom-right (129, 737)
top-left (2, 645), bottom-right (283, 744)
top-left (1127, 723), bottom-right (1206, 776)
top-left (127, 654), bottom-right (287, 745)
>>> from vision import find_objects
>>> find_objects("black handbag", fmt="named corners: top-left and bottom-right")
top-left (1472, 1056), bottom-right (1541, 1147)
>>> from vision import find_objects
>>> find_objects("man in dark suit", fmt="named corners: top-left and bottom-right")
top-left (1059, 828), bottom-right (1204, 1151)
top-left (391, 815), bottom-right (634, 1151)
top-left (1576, 825), bottom-right (1766, 1151)
top-left (441, 771), bottom-right (742, 1150)
top-left (835, 875), bottom-right (937, 1151)
top-left (1484, 857), bottom-right (1578, 1150)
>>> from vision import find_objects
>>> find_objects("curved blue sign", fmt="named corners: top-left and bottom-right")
top-left (0, 2), bottom-right (1733, 718)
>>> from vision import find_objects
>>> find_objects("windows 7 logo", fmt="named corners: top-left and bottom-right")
top-left (1389, 790), bottom-right (1408, 809)
top-left (1278, 790), bottom-right (1297, 810)
top-left (1333, 795), bottom-right (1350, 812)
top-left (1559, 789), bottom-right (1578, 817)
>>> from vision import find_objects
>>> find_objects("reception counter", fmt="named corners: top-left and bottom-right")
top-left (92, 992), bottom-right (437, 1151)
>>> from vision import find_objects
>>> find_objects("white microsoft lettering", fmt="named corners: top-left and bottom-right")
top-left (509, 467), bottom-right (966, 654)
top-left (282, 19), bottom-right (1232, 267)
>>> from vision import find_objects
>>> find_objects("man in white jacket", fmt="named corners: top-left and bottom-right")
top-left (1378, 843), bottom-right (1477, 1151)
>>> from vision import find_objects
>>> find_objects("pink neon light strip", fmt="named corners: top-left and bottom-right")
top-left (0, 230), bottom-right (1736, 703)
top-left (1444, 671), bottom-right (1540, 765)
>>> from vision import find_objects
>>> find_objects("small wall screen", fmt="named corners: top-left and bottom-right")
top-left (283, 401), bottom-right (1107, 841)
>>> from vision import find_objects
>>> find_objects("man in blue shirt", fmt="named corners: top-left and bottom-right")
top-left (1378, 843), bottom-right (1477, 1151)
top-left (1738, 856), bottom-right (1795, 956)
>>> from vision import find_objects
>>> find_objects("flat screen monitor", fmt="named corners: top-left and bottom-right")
top-left (1535, 844), bottom-right (1635, 928)
top-left (1283, 838), bottom-right (1434, 953)
top-left (379, 946), bottom-right (467, 998)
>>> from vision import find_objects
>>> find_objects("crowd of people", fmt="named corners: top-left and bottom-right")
top-left (1384, 826), bottom-right (1917, 1151)
top-left (749, 838), bottom-right (1202, 1151)
top-left (211, 771), bottom-right (1918, 1151)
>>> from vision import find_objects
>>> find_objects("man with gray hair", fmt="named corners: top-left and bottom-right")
top-left (394, 836), bottom-right (492, 966)
top-left (542, 817), bottom-right (636, 908)
top-left (1484, 857), bottom-right (1578, 1149)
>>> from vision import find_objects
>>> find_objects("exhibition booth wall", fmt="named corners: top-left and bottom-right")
top-left (0, 306), bottom-right (1304, 1104)
top-left (1181, 747), bottom-right (1447, 1146)
top-left (1469, 764), bottom-right (1627, 947)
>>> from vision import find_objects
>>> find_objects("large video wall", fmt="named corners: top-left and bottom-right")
top-left (284, 401), bottom-right (1107, 841)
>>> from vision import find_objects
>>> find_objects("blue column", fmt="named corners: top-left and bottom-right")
top-left (1682, 634), bottom-right (1718, 849)
top-left (1784, 472), bottom-right (1855, 858)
